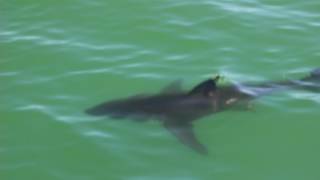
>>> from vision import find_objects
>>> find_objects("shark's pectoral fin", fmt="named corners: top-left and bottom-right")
top-left (164, 121), bottom-right (208, 155)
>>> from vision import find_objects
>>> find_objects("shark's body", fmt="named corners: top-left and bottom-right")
top-left (86, 69), bottom-right (320, 154)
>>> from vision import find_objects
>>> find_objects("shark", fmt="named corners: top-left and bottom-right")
top-left (85, 68), bottom-right (320, 154)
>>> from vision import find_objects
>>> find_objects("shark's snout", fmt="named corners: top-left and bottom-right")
top-left (85, 106), bottom-right (107, 116)
top-left (85, 108), bottom-right (98, 116)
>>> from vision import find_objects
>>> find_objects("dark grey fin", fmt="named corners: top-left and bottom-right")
top-left (189, 76), bottom-right (220, 96)
top-left (311, 68), bottom-right (320, 78)
top-left (290, 68), bottom-right (320, 93)
top-left (300, 68), bottom-right (320, 84)
top-left (161, 80), bottom-right (183, 94)
top-left (164, 120), bottom-right (208, 155)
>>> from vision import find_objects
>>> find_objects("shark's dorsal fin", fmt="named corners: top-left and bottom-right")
top-left (161, 80), bottom-right (183, 94)
top-left (189, 76), bottom-right (220, 96)
top-left (164, 120), bottom-right (208, 155)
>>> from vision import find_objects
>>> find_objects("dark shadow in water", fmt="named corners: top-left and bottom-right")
top-left (85, 68), bottom-right (320, 155)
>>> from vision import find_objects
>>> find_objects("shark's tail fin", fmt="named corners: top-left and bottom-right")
top-left (302, 68), bottom-right (320, 82)
top-left (296, 68), bottom-right (320, 92)
top-left (310, 68), bottom-right (320, 79)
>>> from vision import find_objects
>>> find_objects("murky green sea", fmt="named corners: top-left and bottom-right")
top-left (2, 0), bottom-right (320, 179)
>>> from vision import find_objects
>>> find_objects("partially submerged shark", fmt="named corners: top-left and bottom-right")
top-left (86, 69), bottom-right (320, 154)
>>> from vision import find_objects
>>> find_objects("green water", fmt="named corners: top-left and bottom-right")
top-left (2, 0), bottom-right (320, 179)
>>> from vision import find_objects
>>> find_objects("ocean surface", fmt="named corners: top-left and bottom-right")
top-left (2, 0), bottom-right (320, 179)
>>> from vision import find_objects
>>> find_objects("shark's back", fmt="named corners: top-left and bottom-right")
top-left (86, 93), bottom-right (215, 123)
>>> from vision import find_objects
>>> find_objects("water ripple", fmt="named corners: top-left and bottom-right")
top-left (15, 104), bottom-right (87, 123)
top-left (0, 29), bottom-right (137, 52)
top-left (0, 71), bottom-right (20, 77)
top-left (205, 1), bottom-right (320, 19)
top-left (131, 73), bottom-right (165, 79)
top-left (83, 130), bottom-right (112, 139)
top-left (289, 92), bottom-right (320, 104)
top-left (65, 68), bottom-right (115, 76)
